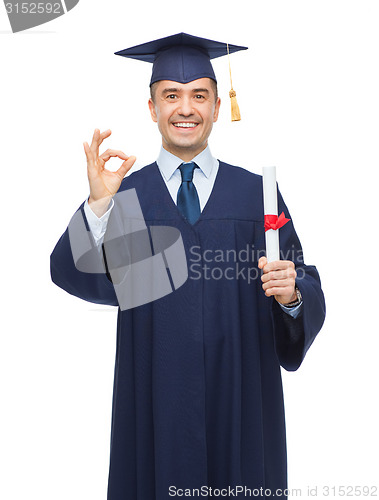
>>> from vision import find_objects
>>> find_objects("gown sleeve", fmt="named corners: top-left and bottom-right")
top-left (270, 188), bottom-right (326, 371)
top-left (50, 202), bottom-right (119, 306)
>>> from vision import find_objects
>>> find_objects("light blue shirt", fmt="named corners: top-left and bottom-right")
top-left (156, 145), bottom-right (219, 211)
top-left (84, 144), bottom-right (303, 318)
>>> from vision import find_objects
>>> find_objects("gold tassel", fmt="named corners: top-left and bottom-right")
top-left (227, 43), bottom-right (241, 122)
top-left (229, 89), bottom-right (241, 122)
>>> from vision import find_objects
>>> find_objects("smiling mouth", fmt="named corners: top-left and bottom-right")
top-left (172, 122), bottom-right (198, 128)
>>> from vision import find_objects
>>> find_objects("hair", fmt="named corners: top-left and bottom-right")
top-left (150, 79), bottom-right (218, 103)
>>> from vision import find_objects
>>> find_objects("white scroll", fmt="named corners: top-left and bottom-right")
top-left (262, 166), bottom-right (280, 262)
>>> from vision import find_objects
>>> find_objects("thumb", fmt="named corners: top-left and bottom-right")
top-left (258, 256), bottom-right (267, 270)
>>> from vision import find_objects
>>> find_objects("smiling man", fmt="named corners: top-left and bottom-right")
top-left (50, 33), bottom-right (326, 500)
top-left (148, 78), bottom-right (220, 161)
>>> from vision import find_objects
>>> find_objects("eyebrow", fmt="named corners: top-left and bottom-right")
top-left (161, 88), bottom-right (180, 94)
top-left (161, 87), bottom-right (210, 95)
top-left (192, 88), bottom-right (210, 94)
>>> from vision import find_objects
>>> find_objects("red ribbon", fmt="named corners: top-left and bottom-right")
top-left (264, 212), bottom-right (291, 232)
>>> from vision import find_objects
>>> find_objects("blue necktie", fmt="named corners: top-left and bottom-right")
top-left (177, 162), bottom-right (201, 225)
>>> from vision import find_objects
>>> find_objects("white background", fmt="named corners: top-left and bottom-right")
top-left (1, 0), bottom-right (378, 498)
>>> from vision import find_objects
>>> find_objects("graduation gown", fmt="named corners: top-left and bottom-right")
top-left (50, 161), bottom-right (325, 499)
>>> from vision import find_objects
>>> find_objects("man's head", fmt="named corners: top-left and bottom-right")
top-left (115, 33), bottom-right (247, 159)
top-left (148, 78), bottom-right (220, 161)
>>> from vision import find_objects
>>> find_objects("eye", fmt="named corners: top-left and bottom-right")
top-left (195, 94), bottom-right (205, 100)
top-left (166, 94), bottom-right (178, 100)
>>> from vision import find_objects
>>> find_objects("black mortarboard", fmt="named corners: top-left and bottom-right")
top-left (115, 33), bottom-right (248, 121)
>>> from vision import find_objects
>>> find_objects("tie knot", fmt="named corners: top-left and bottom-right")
top-left (179, 162), bottom-right (198, 182)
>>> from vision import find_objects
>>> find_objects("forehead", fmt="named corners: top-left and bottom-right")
top-left (154, 78), bottom-right (215, 93)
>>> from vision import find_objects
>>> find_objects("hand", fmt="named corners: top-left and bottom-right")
top-left (258, 257), bottom-right (297, 305)
top-left (84, 128), bottom-right (136, 216)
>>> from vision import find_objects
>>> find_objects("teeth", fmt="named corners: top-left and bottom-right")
top-left (173, 123), bottom-right (197, 128)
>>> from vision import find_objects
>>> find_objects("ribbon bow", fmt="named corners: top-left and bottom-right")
top-left (264, 212), bottom-right (291, 232)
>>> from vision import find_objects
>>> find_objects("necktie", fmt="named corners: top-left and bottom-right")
top-left (177, 162), bottom-right (201, 225)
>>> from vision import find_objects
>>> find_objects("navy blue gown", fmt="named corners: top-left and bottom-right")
top-left (50, 161), bottom-right (325, 499)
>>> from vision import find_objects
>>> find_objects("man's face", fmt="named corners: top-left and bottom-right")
top-left (148, 78), bottom-right (221, 161)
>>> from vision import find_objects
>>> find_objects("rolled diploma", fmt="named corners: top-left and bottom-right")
top-left (262, 166), bottom-right (280, 262)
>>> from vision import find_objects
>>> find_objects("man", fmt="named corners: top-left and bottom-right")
top-left (51, 33), bottom-right (325, 499)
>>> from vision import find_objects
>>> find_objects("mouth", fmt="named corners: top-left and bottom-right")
top-left (172, 122), bottom-right (199, 129)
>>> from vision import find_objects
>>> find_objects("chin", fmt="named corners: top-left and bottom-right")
top-left (170, 139), bottom-right (200, 150)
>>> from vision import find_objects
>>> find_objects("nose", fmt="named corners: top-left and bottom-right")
top-left (177, 95), bottom-right (194, 117)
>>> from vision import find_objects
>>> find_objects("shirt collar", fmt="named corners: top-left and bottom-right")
top-left (157, 145), bottom-right (215, 181)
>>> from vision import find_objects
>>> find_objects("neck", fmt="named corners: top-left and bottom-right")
top-left (162, 142), bottom-right (208, 162)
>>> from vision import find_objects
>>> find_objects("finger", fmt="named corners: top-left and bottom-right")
top-left (99, 149), bottom-right (129, 162)
top-left (89, 128), bottom-right (100, 155)
top-left (90, 128), bottom-right (111, 157)
top-left (83, 141), bottom-right (91, 159)
top-left (83, 141), bottom-right (95, 166)
top-left (264, 287), bottom-right (291, 298)
top-left (261, 260), bottom-right (295, 273)
top-left (261, 268), bottom-right (297, 283)
top-left (262, 278), bottom-right (295, 292)
top-left (116, 155), bottom-right (136, 179)
top-left (97, 129), bottom-right (112, 148)
top-left (258, 256), bottom-right (267, 269)
top-left (261, 260), bottom-right (283, 273)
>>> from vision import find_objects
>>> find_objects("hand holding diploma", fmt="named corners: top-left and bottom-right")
top-left (258, 257), bottom-right (297, 305)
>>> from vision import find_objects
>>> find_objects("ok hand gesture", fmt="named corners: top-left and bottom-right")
top-left (84, 128), bottom-right (136, 216)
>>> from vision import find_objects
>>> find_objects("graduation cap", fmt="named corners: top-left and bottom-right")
top-left (115, 33), bottom-right (248, 122)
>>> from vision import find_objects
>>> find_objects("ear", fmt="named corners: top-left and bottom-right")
top-left (213, 97), bottom-right (221, 122)
top-left (148, 98), bottom-right (158, 123)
